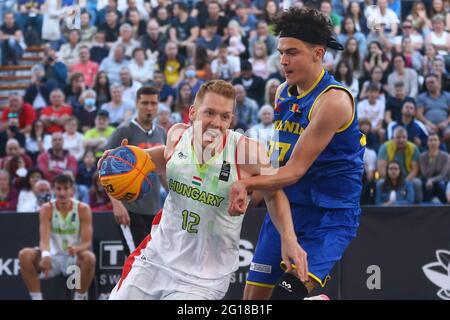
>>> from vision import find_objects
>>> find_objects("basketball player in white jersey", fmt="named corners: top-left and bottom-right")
top-left (106, 80), bottom-right (308, 300)
top-left (18, 174), bottom-right (96, 300)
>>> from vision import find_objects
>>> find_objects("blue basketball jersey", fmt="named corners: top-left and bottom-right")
top-left (270, 69), bottom-right (365, 208)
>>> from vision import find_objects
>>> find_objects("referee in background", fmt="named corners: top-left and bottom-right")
top-left (105, 86), bottom-right (167, 254)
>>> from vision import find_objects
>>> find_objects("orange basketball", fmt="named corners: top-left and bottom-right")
top-left (98, 145), bottom-right (156, 202)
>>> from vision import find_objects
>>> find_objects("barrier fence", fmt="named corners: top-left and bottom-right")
top-left (0, 206), bottom-right (449, 300)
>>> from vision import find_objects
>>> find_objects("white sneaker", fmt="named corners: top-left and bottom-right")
top-left (304, 294), bottom-right (330, 300)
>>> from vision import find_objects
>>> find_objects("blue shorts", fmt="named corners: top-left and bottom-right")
top-left (247, 205), bottom-right (360, 288)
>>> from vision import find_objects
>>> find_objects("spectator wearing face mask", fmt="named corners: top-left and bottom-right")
top-left (179, 66), bottom-right (204, 97)
top-left (77, 89), bottom-right (98, 133)
top-left (0, 138), bottom-right (33, 188)
top-left (17, 168), bottom-right (47, 213)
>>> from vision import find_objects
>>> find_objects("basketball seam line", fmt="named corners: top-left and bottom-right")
top-left (115, 149), bottom-right (152, 197)
top-left (108, 150), bottom-right (153, 198)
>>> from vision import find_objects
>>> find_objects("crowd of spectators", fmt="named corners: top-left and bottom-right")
top-left (0, 0), bottom-right (449, 211)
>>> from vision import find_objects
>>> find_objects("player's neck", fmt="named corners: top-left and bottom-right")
top-left (136, 117), bottom-right (153, 131)
top-left (56, 200), bottom-right (73, 216)
top-left (296, 68), bottom-right (324, 96)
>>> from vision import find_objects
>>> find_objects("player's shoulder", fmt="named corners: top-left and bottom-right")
top-left (39, 202), bottom-right (53, 216)
top-left (275, 81), bottom-right (289, 97)
top-left (167, 123), bottom-right (189, 145)
top-left (77, 200), bottom-right (91, 212)
top-left (319, 87), bottom-right (353, 107)
top-left (310, 87), bottom-right (354, 125)
top-left (77, 201), bottom-right (93, 220)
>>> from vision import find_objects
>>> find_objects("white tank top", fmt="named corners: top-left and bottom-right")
top-left (50, 199), bottom-right (81, 255)
top-left (430, 31), bottom-right (449, 55)
top-left (144, 127), bottom-right (245, 283)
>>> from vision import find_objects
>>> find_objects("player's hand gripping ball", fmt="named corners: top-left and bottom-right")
top-left (99, 145), bottom-right (157, 202)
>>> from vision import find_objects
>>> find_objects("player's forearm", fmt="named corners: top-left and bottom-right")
top-left (264, 190), bottom-right (297, 242)
top-left (144, 145), bottom-right (166, 174)
top-left (243, 164), bottom-right (302, 193)
top-left (109, 194), bottom-right (123, 207)
top-left (39, 241), bottom-right (50, 252)
top-left (39, 231), bottom-right (50, 252)
top-left (77, 240), bottom-right (92, 252)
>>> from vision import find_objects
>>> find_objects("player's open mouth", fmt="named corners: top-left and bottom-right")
top-left (203, 129), bottom-right (221, 141)
top-left (285, 71), bottom-right (294, 77)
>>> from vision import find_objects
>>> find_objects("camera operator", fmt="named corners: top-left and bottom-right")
top-left (40, 45), bottom-right (68, 90)
top-left (1, 93), bottom-right (36, 134)
top-left (0, 111), bottom-right (26, 158)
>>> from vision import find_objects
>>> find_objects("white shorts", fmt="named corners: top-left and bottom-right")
top-left (39, 253), bottom-right (77, 279)
top-left (109, 251), bottom-right (229, 300)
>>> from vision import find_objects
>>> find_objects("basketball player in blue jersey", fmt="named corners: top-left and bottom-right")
top-left (228, 7), bottom-right (366, 300)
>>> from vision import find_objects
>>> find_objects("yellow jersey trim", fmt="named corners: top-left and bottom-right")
top-left (307, 85), bottom-right (355, 133)
top-left (308, 272), bottom-right (331, 288)
top-left (275, 82), bottom-right (288, 102)
top-left (245, 281), bottom-right (276, 288)
top-left (280, 261), bottom-right (330, 288)
top-left (288, 69), bottom-right (325, 99)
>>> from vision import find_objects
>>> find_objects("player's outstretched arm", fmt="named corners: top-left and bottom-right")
top-left (229, 90), bottom-right (353, 215)
top-left (97, 138), bottom-right (167, 175)
top-left (236, 138), bottom-right (308, 281)
top-left (263, 189), bottom-right (308, 282)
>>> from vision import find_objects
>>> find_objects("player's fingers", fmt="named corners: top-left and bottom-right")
top-left (97, 149), bottom-right (111, 169)
top-left (300, 253), bottom-right (308, 282)
top-left (230, 200), bottom-right (244, 216)
top-left (228, 200), bottom-right (239, 216)
top-left (304, 253), bottom-right (309, 280)
top-left (283, 258), bottom-right (292, 273)
top-left (238, 202), bottom-right (246, 214)
top-left (124, 213), bottom-right (131, 227)
top-left (294, 257), bottom-right (305, 282)
top-left (121, 139), bottom-right (129, 146)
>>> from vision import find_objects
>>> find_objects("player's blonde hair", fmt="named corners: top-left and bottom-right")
top-left (193, 80), bottom-right (236, 110)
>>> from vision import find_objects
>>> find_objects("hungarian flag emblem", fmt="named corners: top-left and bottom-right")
top-left (192, 176), bottom-right (203, 186)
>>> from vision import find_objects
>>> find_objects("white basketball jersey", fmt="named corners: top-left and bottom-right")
top-left (144, 127), bottom-right (245, 284)
top-left (49, 199), bottom-right (81, 255)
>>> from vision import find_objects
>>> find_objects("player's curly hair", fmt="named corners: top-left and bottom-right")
top-left (272, 7), bottom-right (333, 47)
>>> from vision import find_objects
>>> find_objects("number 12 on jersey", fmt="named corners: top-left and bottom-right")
top-left (181, 210), bottom-right (200, 234)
